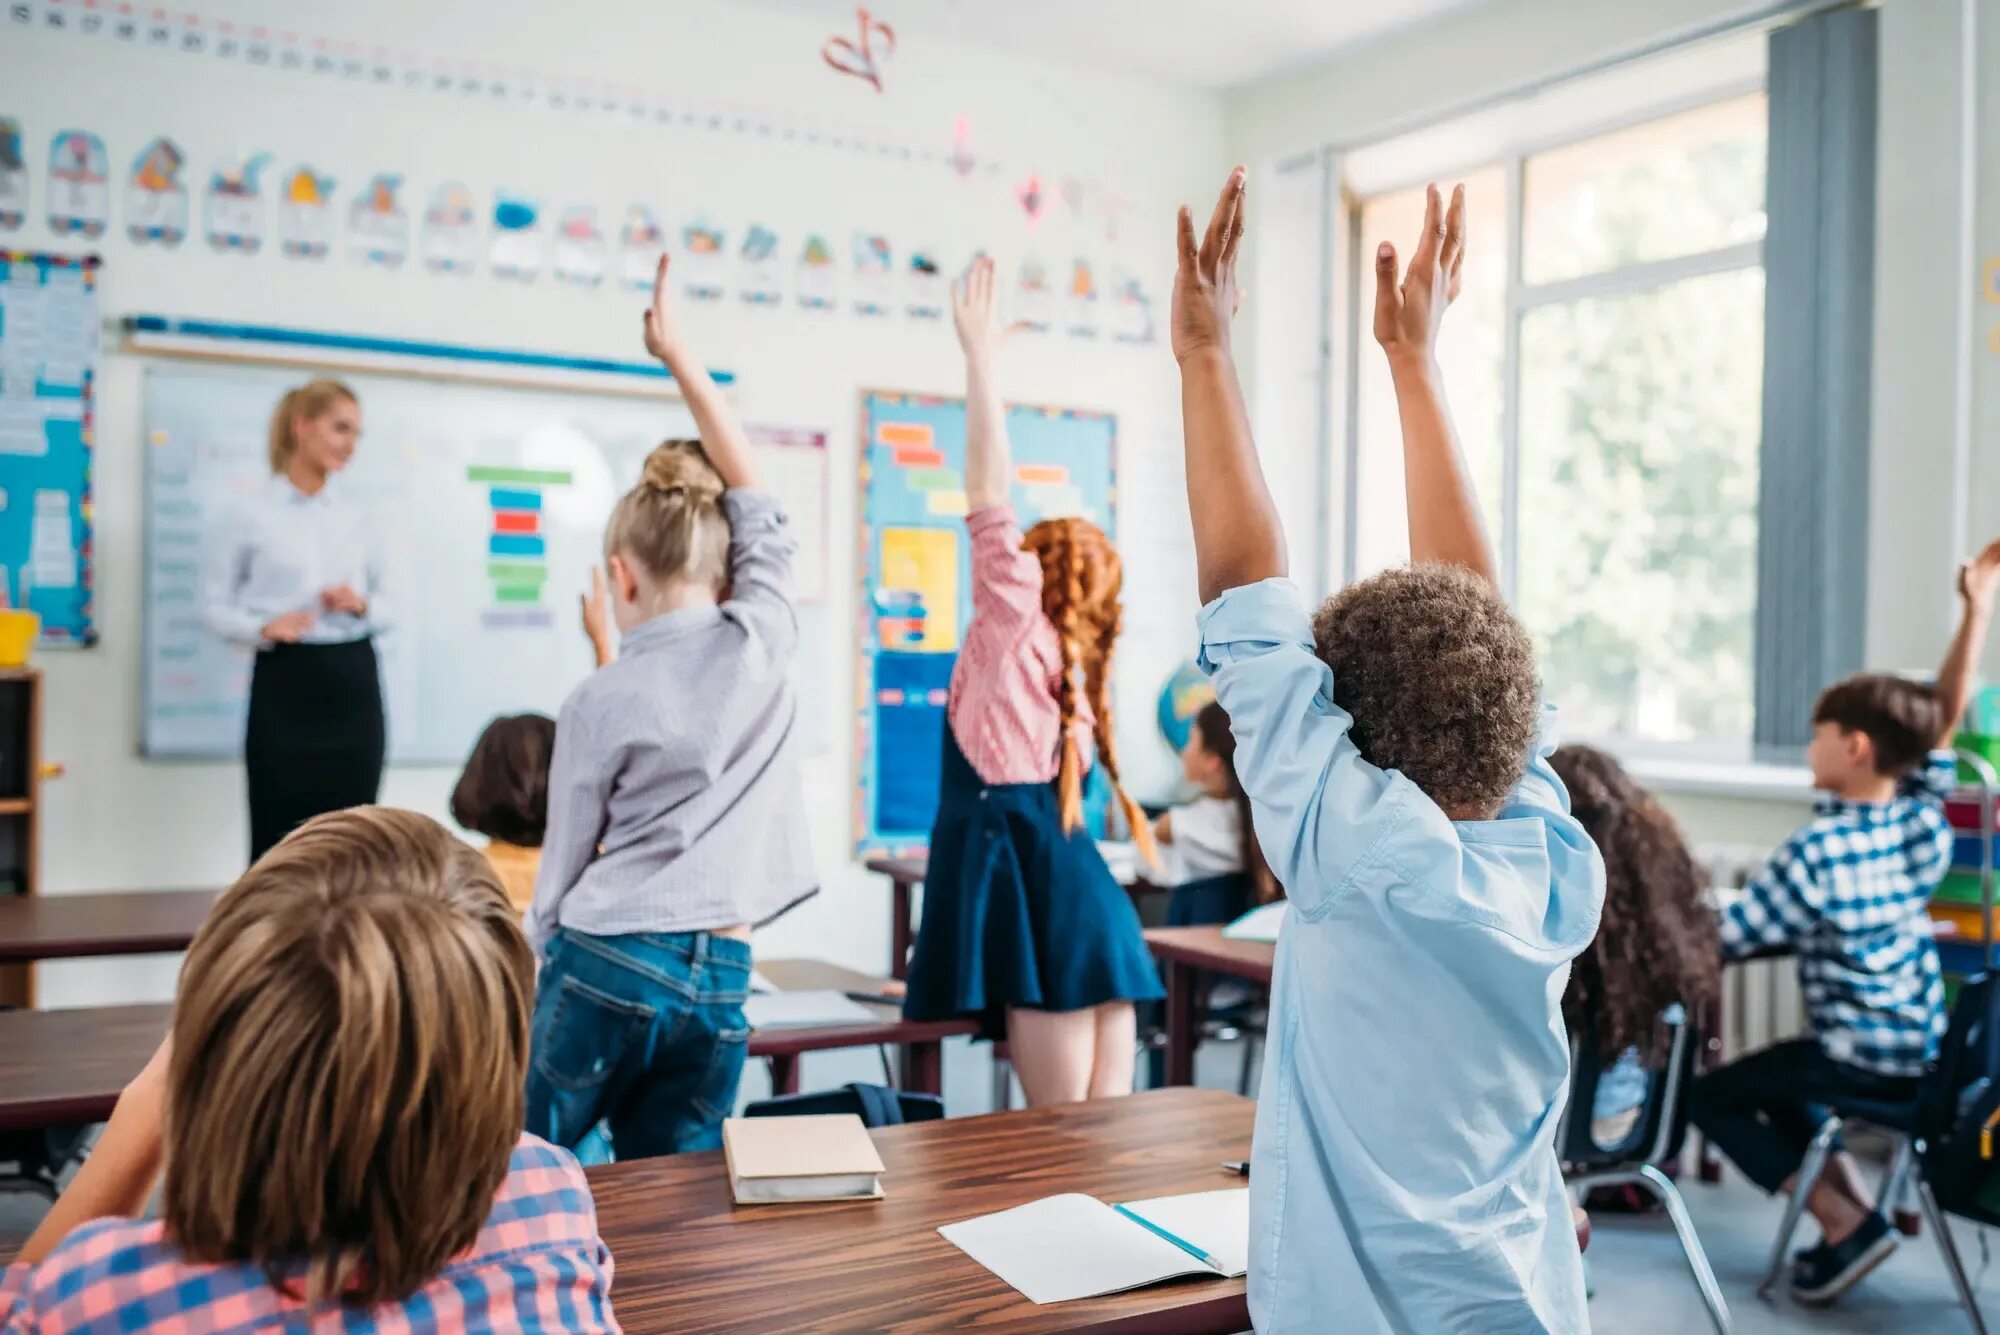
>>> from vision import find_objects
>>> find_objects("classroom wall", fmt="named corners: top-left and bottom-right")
top-left (0, 0), bottom-right (1229, 1006)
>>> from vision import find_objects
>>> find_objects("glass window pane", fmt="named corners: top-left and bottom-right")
top-left (1515, 266), bottom-right (1764, 747)
top-left (1352, 168), bottom-right (1507, 578)
top-left (1522, 93), bottom-right (1767, 284)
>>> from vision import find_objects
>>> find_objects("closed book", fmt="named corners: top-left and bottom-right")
top-left (722, 1114), bottom-right (886, 1205)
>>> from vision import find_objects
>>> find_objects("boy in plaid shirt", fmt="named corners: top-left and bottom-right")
top-left (1692, 537), bottom-right (2000, 1305)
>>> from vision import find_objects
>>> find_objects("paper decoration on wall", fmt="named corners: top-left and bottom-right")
top-left (125, 137), bottom-right (188, 246)
top-left (796, 234), bottom-right (837, 311)
top-left (738, 225), bottom-right (782, 306)
top-left (618, 206), bottom-right (664, 289)
top-left (346, 173), bottom-right (409, 268)
top-left (278, 165), bottom-right (336, 260)
top-left (821, 6), bottom-right (895, 93)
top-left (949, 115), bottom-right (976, 180)
top-left (1066, 259), bottom-right (1099, 339)
top-left (905, 251), bottom-right (945, 320)
top-left (1061, 177), bottom-right (1086, 216)
top-left (853, 233), bottom-right (892, 316)
top-left (1111, 270), bottom-right (1155, 344)
top-left (1014, 259), bottom-right (1054, 333)
top-left (679, 221), bottom-right (725, 301)
top-left (1096, 187), bottom-right (1131, 243)
top-left (553, 206), bottom-right (605, 286)
top-left (489, 191), bottom-right (543, 282)
top-left (203, 153), bottom-right (271, 253)
top-left (421, 182), bottom-right (478, 274)
top-left (0, 119), bottom-right (26, 230)
top-left (47, 130), bottom-right (109, 238)
top-left (1014, 173), bottom-right (1047, 230)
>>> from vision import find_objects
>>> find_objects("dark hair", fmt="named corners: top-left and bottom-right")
top-left (1549, 745), bottom-right (1719, 1064)
top-left (1193, 701), bottom-right (1281, 905)
top-left (1812, 673), bottom-right (1944, 778)
top-left (450, 713), bottom-right (558, 847)
top-left (1311, 563), bottom-right (1539, 814)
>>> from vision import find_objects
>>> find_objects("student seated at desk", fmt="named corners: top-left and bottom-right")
top-left (0, 808), bottom-right (616, 1333)
top-left (1152, 700), bottom-right (1282, 928)
top-left (452, 712), bottom-right (559, 914)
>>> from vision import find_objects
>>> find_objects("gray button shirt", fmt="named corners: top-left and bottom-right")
top-left (527, 490), bottom-right (816, 951)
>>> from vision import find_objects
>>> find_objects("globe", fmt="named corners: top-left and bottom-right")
top-left (1157, 660), bottom-right (1214, 755)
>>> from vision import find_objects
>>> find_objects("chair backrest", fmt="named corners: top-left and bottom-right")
top-left (1560, 1008), bottom-right (1698, 1173)
top-left (742, 1082), bottom-right (945, 1128)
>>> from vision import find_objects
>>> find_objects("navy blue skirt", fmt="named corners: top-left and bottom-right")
top-left (903, 725), bottom-right (1164, 1036)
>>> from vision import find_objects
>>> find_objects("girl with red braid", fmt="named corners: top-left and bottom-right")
top-left (902, 256), bottom-right (1163, 1105)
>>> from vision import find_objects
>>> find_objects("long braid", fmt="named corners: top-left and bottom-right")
top-left (1083, 597), bottom-right (1159, 866)
top-left (1046, 529), bottom-right (1088, 835)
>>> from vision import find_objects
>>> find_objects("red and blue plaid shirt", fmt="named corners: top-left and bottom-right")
top-left (0, 1135), bottom-right (618, 1333)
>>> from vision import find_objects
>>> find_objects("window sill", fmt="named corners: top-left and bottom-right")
top-left (1619, 754), bottom-right (1816, 803)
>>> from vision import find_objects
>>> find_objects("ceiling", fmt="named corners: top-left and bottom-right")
top-left (749, 0), bottom-right (1492, 91)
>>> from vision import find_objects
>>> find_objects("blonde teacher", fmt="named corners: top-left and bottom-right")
top-left (202, 378), bottom-right (390, 862)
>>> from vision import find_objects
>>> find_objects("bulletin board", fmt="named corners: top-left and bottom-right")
top-left (0, 251), bottom-right (99, 644)
top-left (855, 390), bottom-right (1116, 856)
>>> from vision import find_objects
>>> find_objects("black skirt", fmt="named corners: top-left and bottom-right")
top-left (245, 638), bottom-right (386, 863)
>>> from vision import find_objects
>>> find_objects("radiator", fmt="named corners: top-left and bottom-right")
top-left (1700, 844), bottom-right (1809, 1059)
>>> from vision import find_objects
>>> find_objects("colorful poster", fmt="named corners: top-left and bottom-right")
top-left (421, 182), bottom-right (478, 274)
top-left (346, 173), bottom-right (409, 268)
top-left (125, 137), bottom-right (188, 246)
top-left (203, 152), bottom-right (271, 253)
top-left (553, 206), bottom-right (605, 286)
top-left (796, 234), bottom-right (837, 310)
top-left (679, 220), bottom-right (725, 300)
top-left (1111, 270), bottom-right (1155, 344)
top-left (0, 119), bottom-right (26, 231)
top-left (489, 190), bottom-right (543, 282)
top-left (1013, 258), bottom-right (1054, 333)
top-left (47, 130), bottom-right (109, 238)
top-left (737, 224), bottom-right (781, 305)
top-left (1066, 259), bottom-right (1100, 339)
top-left (618, 205), bottom-right (663, 289)
top-left (277, 165), bottom-right (336, 259)
top-left (852, 233), bottom-right (892, 316)
top-left (905, 250), bottom-right (945, 320)
top-left (468, 463), bottom-right (570, 629)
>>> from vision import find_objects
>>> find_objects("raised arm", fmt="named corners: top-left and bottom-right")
top-left (1373, 184), bottom-right (1496, 587)
top-left (953, 256), bottom-right (1010, 510)
top-left (1174, 167), bottom-right (1285, 603)
top-left (1936, 538), bottom-right (2000, 746)
top-left (642, 254), bottom-right (759, 490)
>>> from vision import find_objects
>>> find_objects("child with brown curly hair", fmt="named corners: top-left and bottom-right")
top-left (901, 256), bottom-right (1163, 1106)
top-left (1173, 168), bottom-right (1603, 1333)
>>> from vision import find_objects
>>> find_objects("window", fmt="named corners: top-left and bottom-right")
top-left (1346, 92), bottom-right (1767, 754)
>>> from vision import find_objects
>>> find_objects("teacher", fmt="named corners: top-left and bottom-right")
top-left (202, 378), bottom-right (390, 863)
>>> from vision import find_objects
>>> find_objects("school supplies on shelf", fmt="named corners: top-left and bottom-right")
top-left (939, 1188), bottom-right (1248, 1304)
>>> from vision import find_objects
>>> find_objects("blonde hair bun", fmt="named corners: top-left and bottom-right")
top-left (605, 439), bottom-right (732, 587)
top-left (639, 440), bottom-right (725, 503)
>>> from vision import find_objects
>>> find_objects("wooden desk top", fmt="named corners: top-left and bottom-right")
top-left (0, 889), bottom-right (221, 964)
top-left (588, 1087), bottom-right (1252, 1335)
top-left (864, 854), bottom-right (929, 886)
top-left (752, 958), bottom-right (977, 1055)
top-left (1143, 927), bottom-right (1275, 986)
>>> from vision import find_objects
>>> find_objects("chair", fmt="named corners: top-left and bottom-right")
top-left (744, 1082), bottom-right (944, 1127)
top-left (1561, 1010), bottom-right (1732, 1334)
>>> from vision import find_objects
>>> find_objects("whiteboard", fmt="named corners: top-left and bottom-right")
top-left (142, 364), bottom-right (827, 763)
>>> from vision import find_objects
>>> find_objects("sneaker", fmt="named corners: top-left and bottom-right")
top-left (1791, 1212), bottom-right (1897, 1306)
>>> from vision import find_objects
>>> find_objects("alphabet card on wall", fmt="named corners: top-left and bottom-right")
top-left (1013, 258), bottom-right (1054, 333)
top-left (347, 173), bottom-right (409, 268)
top-left (905, 250), bottom-right (945, 320)
top-left (1110, 270), bottom-right (1155, 345)
top-left (203, 152), bottom-right (270, 253)
top-left (679, 220), bottom-right (726, 300)
top-left (421, 182), bottom-right (478, 275)
top-left (489, 190), bottom-right (542, 282)
top-left (278, 164), bottom-right (336, 259)
top-left (618, 205), bottom-right (664, 289)
top-left (796, 234), bottom-right (837, 311)
top-left (125, 137), bottom-right (188, 246)
top-left (46, 129), bottom-right (108, 238)
top-left (738, 224), bottom-right (782, 305)
top-left (553, 206), bottom-right (605, 286)
top-left (853, 232), bottom-right (892, 316)
top-left (1066, 259), bottom-right (1099, 339)
top-left (0, 119), bottom-right (28, 231)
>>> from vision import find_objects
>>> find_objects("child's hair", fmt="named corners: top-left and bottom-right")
top-left (267, 378), bottom-right (356, 473)
top-left (162, 807), bottom-right (534, 1306)
top-left (1549, 745), bottom-right (1719, 1065)
top-left (450, 712), bottom-right (558, 848)
top-left (605, 439), bottom-right (730, 588)
top-left (1020, 517), bottom-right (1156, 862)
top-left (1192, 700), bottom-right (1281, 904)
top-left (1812, 673), bottom-right (1944, 777)
top-left (1311, 563), bottom-right (1538, 814)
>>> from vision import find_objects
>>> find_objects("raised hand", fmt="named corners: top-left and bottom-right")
top-left (1373, 183), bottom-right (1465, 365)
top-left (261, 609), bottom-right (315, 643)
top-left (951, 255), bottom-right (1004, 367)
top-left (1957, 538), bottom-right (2000, 612)
top-left (581, 565), bottom-right (614, 667)
top-left (1172, 166), bottom-right (1246, 364)
top-left (641, 254), bottom-right (683, 364)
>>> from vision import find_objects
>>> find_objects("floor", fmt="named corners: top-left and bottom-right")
top-left (5, 1032), bottom-right (1994, 1333)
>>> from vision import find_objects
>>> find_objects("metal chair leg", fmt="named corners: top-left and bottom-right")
top-left (1918, 1179), bottom-right (1990, 1335)
top-left (1638, 1163), bottom-right (1734, 1334)
top-left (1879, 1136), bottom-right (1919, 1235)
top-left (1759, 1117), bottom-right (1841, 1299)
top-left (990, 1054), bottom-right (1012, 1112)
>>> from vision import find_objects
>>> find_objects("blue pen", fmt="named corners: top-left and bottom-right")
top-left (1112, 1204), bottom-right (1226, 1273)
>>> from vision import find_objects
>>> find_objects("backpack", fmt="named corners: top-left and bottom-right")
top-left (1920, 972), bottom-right (2000, 1225)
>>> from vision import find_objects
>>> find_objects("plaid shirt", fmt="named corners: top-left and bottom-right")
top-left (1717, 750), bottom-right (1956, 1077)
top-left (0, 1136), bottom-right (617, 1334)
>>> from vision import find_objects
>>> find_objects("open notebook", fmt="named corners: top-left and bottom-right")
top-left (939, 1188), bottom-right (1248, 1304)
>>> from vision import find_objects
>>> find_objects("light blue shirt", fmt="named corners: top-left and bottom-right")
top-left (1198, 579), bottom-right (1604, 1335)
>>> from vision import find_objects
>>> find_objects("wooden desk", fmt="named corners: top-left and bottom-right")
top-left (754, 959), bottom-right (977, 1096)
top-left (587, 1086), bottom-right (1253, 1334)
top-left (0, 889), bottom-right (220, 965)
top-left (1144, 928), bottom-right (1275, 1087)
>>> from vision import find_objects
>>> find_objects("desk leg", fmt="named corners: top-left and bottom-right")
top-left (768, 1054), bottom-right (800, 1096)
top-left (891, 883), bottom-right (913, 981)
top-left (901, 1040), bottom-right (943, 1096)
top-left (1165, 960), bottom-right (1198, 1087)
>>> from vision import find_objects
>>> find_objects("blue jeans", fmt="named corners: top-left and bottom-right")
top-left (527, 928), bottom-right (752, 1161)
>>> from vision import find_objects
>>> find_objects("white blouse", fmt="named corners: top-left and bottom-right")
top-left (1160, 795), bottom-right (1245, 886)
top-left (201, 475), bottom-right (392, 648)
